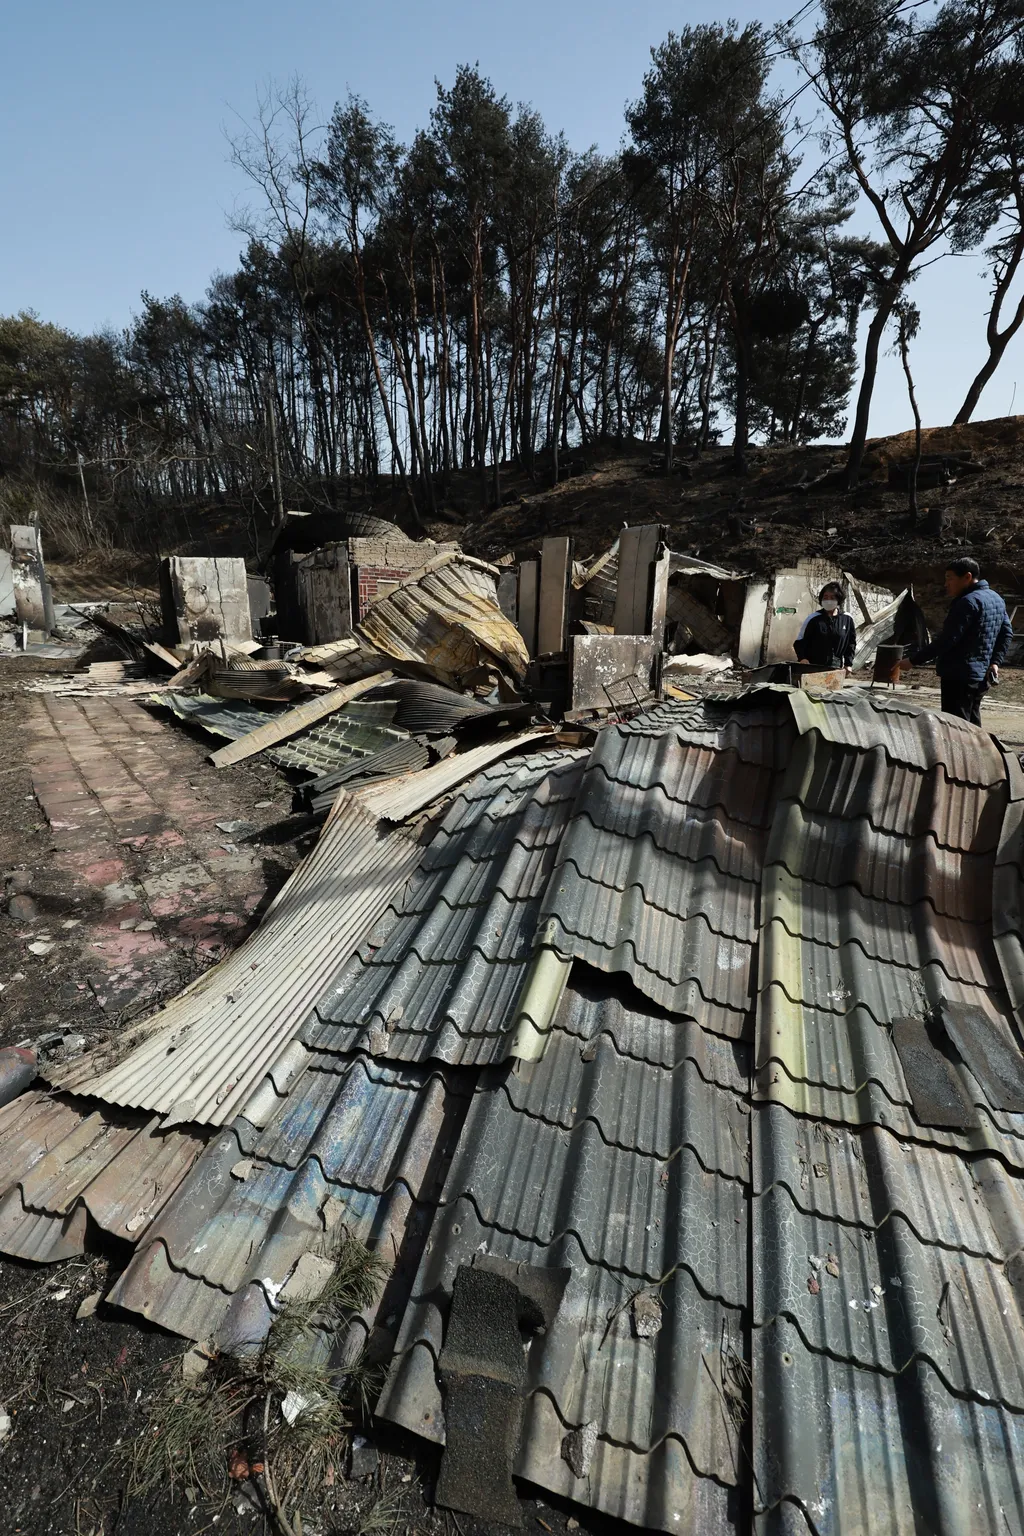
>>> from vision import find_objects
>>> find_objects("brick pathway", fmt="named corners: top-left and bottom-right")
top-left (27, 695), bottom-right (267, 1013)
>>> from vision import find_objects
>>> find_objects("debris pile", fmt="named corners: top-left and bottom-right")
top-left (5, 518), bottom-right (1024, 1533)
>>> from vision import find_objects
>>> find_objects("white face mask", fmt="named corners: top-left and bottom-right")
top-left (821, 598), bottom-right (839, 612)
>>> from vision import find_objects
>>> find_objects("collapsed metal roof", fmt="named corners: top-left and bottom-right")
top-left (4, 688), bottom-right (1024, 1533)
top-left (356, 553), bottom-right (530, 684)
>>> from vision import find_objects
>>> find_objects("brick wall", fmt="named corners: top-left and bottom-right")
top-left (356, 566), bottom-right (414, 618)
top-left (350, 536), bottom-right (459, 620)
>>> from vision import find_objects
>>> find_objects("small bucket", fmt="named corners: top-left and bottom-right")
top-left (873, 643), bottom-right (904, 685)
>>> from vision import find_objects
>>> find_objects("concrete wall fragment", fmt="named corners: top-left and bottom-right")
top-left (570, 634), bottom-right (658, 711)
top-left (10, 525), bottom-right (54, 631)
top-left (0, 550), bottom-right (14, 619)
top-left (160, 557), bottom-right (253, 647)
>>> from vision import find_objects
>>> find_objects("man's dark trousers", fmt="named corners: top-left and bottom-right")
top-left (940, 678), bottom-right (985, 725)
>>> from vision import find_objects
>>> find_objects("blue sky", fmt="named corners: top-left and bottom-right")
top-left (2, 0), bottom-right (1019, 438)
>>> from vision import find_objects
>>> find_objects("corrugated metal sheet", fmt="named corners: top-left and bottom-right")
top-left (754, 720), bottom-right (1018, 1147)
top-left (377, 973), bottom-right (751, 1533)
top-left (352, 729), bottom-right (554, 822)
top-left (538, 710), bottom-right (794, 1034)
top-left (357, 554), bottom-right (530, 684)
top-left (994, 749), bottom-right (1024, 1020)
top-left (304, 750), bottom-right (587, 1065)
top-left (753, 1326), bottom-right (1024, 1534)
top-left (0, 1090), bottom-right (206, 1261)
top-left (148, 691), bottom-right (275, 740)
top-left (747, 694), bottom-right (1024, 1534)
top-left (267, 711), bottom-right (409, 774)
top-left (305, 739), bottom-right (432, 815)
top-left (15, 688), bottom-right (1024, 1534)
top-left (789, 687), bottom-right (1008, 784)
top-left (46, 800), bottom-right (424, 1127)
top-left (366, 678), bottom-right (496, 734)
top-left (109, 1051), bottom-right (468, 1349)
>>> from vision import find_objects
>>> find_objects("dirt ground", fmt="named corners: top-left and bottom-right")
top-left (0, 666), bottom-right (587, 1536)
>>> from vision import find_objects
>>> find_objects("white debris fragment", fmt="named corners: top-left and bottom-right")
top-left (562, 1420), bottom-right (599, 1479)
top-left (75, 1291), bottom-right (102, 1320)
top-left (49, 1288), bottom-right (70, 1302)
top-left (182, 1345), bottom-right (210, 1381)
top-left (281, 1390), bottom-right (313, 1426)
top-left (0, 1407), bottom-right (12, 1445)
top-left (27, 940), bottom-right (54, 956)
top-left (230, 1159), bottom-right (253, 1181)
top-left (808, 1254), bottom-right (822, 1270)
top-left (631, 1290), bottom-right (663, 1338)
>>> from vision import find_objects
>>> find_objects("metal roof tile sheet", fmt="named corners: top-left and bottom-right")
top-left (47, 800), bottom-right (423, 1126)
top-left (380, 1215), bottom-right (744, 1521)
top-left (538, 717), bottom-right (791, 1032)
top-left (753, 1322), bottom-right (1024, 1533)
top-left (305, 752), bottom-right (587, 1065)
top-left (108, 1052), bottom-right (465, 1345)
top-left (753, 1101), bottom-right (1024, 1262)
top-left (377, 971), bottom-right (752, 1531)
top-left (0, 1090), bottom-right (206, 1260)
top-left (788, 688), bottom-right (1008, 783)
top-left (994, 749), bottom-right (1024, 1019)
top-left (753, 1179), bottom-right (1024, 1410)
top-left (268, 712), bottom-right (409, 773)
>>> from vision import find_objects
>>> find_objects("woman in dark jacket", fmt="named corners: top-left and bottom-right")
top-left (793, 583), bottom-right (857, 670)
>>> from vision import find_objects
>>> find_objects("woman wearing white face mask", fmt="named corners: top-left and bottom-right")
top-left (793, 583), bottom-right (857, 672)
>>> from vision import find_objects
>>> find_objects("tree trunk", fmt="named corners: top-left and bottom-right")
top-left (845, 276), bottom-right (905, 489)
top-left (955, 224), bottom-right (1024, 424)
top-left (898, 322), bottom-right (922, 528)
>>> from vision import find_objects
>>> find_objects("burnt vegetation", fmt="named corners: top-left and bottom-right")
top-left (2, 0), bottom-right (1024, 564)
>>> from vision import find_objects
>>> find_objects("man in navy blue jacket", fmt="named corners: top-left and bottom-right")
top-left (909, 557), bottom-right (1013, 724)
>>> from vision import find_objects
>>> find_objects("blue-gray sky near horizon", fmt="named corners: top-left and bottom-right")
top-left (3, 0), bottom-right (1020, 439)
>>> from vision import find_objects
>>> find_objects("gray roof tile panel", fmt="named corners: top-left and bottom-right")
top-left (305, 750), bottom-right (587, 1064)
top-left (994, 751), bottom-right (1024, 1020)
top-left (555, 968), bottom-right (751, 1087)
top-left (540, 720), bottom-right (787, 1030)
top-left (108, 1052), bottom-right (467, 1346)
top-left (380, 1214), bottom-right (746, 1482)
top-left (443, 1108), bottom-right (746, 1301)
top-left (753, 1179), bottom-right (1024, 1411)
top-left (375, 969), bottom-right (755, 1530)
top-left (753, 1101), bottom-right (1024, 1262)
top-left (753, 1321), bottom-right (1024, 1533)
top-left (790, 689), bottom-right (1009, 784)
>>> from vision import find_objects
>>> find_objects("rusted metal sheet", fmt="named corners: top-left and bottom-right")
top-left (160, 556), bottom-right (253, 646)
top-left (46, 799), bottom-right (424, 1127)
top-left (357, 553), bottom-right (529, 684)
top-left (569, 634), bottom-right (657, 712)
top-left (0, 1090), bottom-right (206, 1263)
